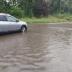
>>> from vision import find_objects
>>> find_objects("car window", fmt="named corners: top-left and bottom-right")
top-left (7, 16), bottom-right (17, 22)
top-left (0, 15), bottom-right (7, 21)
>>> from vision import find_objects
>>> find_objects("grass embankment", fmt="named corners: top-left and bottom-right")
top-left (21, 13), bottom-right (72, 24)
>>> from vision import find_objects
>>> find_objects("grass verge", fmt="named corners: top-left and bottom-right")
top-left (21, 13), bottom-right (72, 24)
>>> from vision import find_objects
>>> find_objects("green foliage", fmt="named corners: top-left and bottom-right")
top-left (33, 0), bottom-right (48, 17)
top-left (21, 14), bottom-right (72, 24)
top-left (0, 0), bottom-right (72, 18)
top-left (10, 6), bottom-right (23, 18)
top-left (18, 0), bottom-right (33, 17)
top-left (0, 0), bottom-right (10, 13)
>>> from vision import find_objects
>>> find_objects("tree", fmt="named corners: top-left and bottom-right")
top-left (0, 0), bottom-right (10, 13)
top-left (18, 0), bottom-right (33, 17)
top-left (33, 0), bottom-right (48, 17)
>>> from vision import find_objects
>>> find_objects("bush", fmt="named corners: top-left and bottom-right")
top-left (10, 6), bottom-right (24, 18)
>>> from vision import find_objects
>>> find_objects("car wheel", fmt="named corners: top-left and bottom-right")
top-left (21, 26), bottom-right (27, 32)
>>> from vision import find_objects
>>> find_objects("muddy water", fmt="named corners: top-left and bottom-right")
top-left (0, 24), bottom-right (72, 72)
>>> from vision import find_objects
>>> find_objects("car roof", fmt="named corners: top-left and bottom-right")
top-left (0, 13), bottom-right (10, 16)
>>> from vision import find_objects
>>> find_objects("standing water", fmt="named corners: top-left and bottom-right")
top-left (0, 24), bottom-right (72, 72)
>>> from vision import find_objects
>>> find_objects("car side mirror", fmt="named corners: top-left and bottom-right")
top-left (16, 20), bottom-right (19, 22)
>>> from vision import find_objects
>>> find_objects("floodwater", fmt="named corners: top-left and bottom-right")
top-left (0, 24), bottom-right (72, 72)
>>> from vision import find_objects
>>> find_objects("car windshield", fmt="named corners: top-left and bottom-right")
top-left (0, 15), bottom-right (7, 21)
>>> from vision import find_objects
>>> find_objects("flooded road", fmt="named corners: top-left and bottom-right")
top-left (0, 24), bottom-right (72, 72)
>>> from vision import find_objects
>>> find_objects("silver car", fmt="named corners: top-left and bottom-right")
top-left (0, 13), bottom-right (27, 33)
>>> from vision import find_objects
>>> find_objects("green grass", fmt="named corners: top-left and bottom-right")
top-left (21, 13), bottom-right (72, 24)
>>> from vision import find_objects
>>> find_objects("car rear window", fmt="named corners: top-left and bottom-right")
top-left (0, 15), bottom-right (7, 21)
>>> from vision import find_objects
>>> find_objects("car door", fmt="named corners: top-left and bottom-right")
top-left (6, 15), bottom-right (21, 31)
top-left (0, 15), bottom-right (9, 32)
